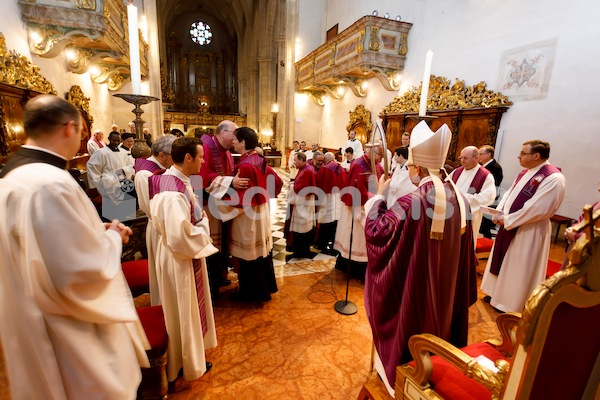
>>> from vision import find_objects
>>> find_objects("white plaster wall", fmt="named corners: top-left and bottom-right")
top-left (0, 0), bottom-right (162, 139)
top-left (297, 0), bottom-right (325, 59)
top-left (1, 1), bottom-right (30, 57)
top-left (295, 0), bottom-right (600, 218)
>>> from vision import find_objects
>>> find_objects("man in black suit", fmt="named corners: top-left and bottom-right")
top-left (479, 145), bottom-right (503, 238)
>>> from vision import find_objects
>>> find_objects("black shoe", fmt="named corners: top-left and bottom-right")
top-left (483, 295), bottom-right (491, 304)
top-left (285, 253), bottom-right (297, 262)
top-left (492, 306), bottom-right (505, 314)
top-left (323, 246), bottom-right (338, 256)
top-left (205, 362), bottom-right (212, 373)
top-left (229, 292), bottom-right (252, 302)
top-left (219, 279), bottom-right (232, 287)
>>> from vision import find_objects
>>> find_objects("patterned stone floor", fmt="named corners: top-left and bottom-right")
top-left (0, 168), bottom-right (572, 400)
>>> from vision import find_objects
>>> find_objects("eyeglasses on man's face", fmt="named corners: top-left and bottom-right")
top-left (519, 151), bottom-right (534, 157)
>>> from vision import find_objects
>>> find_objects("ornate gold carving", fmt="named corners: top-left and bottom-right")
top-left (357, 29), bottom-right (365, 53)
top-left (368, 27), bottom-right (381, 51)
top-left (107, 73), bottom-right (124, 92)
top-left (0, 97), bottom-right (8, 156)
top-left (295, 16), bottom-right (411, 98)
top-left (0, 33), bottom-right (56, 94)
top-left (329, 44), bottom-right (336, 66)
top-left (382, 75), bottom-right (513, 115)
top-left (521, 206), bottom-right (600, 346)
top-left (346, 104), bottom-right (373, 134)
top-left (160, 62), bottom-right (176, 104)
top-left (66, 85), bottom-right (93, 126)
top-left (301, 90), bottom-right (325, 106)
top-left (75, 0), bottom-right (96, 10)
top-left (399, 32), bottom-right (408, 56)
top-left (407, 334), bottom-right (509, 399)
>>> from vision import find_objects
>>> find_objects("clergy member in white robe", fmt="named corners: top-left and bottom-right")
top-left (86, 129), bottom-right (105, 155)
top-left (343, 129), bottom-right (363, 158)
top-left (134, 134), bottom-right (176, 306)
top-left (288, 140), bottom-right (300, 179)
top-left (481, 140), bottom-right (566, 313)
top-left (149, 137), bottom-right (218, 383)
top-left (222, 127), bottom-right (282, 302)
top-left (387, 146), bottom-right (415, 205)
top-left (87, 131), bottom-right (135, 202)
top-left (448, 146), bottom-right (496, 243)
top-left (0, 95), bottom-right (148, 400)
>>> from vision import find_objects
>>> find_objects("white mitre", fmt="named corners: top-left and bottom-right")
top-left (408, 121), bottom-right (466, 239)
top-left (408, 121), bottom-right (451, 168)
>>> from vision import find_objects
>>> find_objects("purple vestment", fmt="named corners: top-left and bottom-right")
top-left (364, 180), bottom-right (478, 385)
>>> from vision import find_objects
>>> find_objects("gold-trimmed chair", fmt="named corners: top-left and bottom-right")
top-left (359, 205), bottom-right (600, 400)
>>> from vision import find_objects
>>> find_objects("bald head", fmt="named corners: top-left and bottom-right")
top-left (324, 152), bottom-right (335, 163)
top-left (459, 146), bottom-right (480, 170)
top-left (216, 119), bottom-right (238, 149)
top-left (24, 95), bottom-right (80, 139)
top-left (23, 94), bottom-right (82, 158)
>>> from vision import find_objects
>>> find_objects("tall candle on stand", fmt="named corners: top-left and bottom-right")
top-left (127, 3), bottom-right (141, 94)
top-left (419, 50), bottom-right (433, 117)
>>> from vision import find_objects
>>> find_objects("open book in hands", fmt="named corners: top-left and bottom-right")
top-left (481, 205), bottom-right (503, 217)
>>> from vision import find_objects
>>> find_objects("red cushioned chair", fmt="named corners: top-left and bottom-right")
top-left (122, 259), bottom-right (150, 298)
top-left (546, 259), bottom-right (562, 279)
top-left (358, 206), bottom-right (600, 400)
top-left (475, 237), bottom-right (494, 260)
top-left (137, 305), bottom-right (169, 400)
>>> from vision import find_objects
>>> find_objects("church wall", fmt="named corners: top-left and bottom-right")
top-left (0, 0), bottom-right (163, 140)
top-left (2, 1), bottom-right (30, 57)
top-left (295, 0), bottom-right (600, 218)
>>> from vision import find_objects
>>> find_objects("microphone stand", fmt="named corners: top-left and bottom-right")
top-left (335, 178), bottom-right (358, 315)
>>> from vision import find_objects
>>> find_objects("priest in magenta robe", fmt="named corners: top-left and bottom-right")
top-left (285, 151), bottom-right (317, 258)
top-left (222, 127), bottom-right (282, 301)
top-left (364, 121), bottom-right (478, 396)
top-left (315, 152), bottom-right (346, 253)
top-left (333, 143), bottom-right (384, 279)
top-left (198, 120), bottom-right (250, 298)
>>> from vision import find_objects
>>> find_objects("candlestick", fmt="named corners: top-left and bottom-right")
top-left (419, 50), bottom-right (433, 117)
top-left (127, 4), bottom-right (141, 95)
top-left (113, 94), bottom-right (159, 158)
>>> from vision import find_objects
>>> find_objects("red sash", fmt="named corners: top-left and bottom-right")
top-left (490, 164), bottom-right (560, 275)
top-left (451, 166), bottom-right (490, 193)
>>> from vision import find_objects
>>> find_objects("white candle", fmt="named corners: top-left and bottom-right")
top-left (127, 4), bottom-right (141, 94)
top-left (419, 50), bottom-right (433, 117)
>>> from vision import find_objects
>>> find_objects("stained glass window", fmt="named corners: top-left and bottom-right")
top-left (190, 21), bottom-right (212, 45)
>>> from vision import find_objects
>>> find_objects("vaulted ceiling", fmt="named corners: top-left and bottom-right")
top-left (155, 0), bottom-right (254, 63)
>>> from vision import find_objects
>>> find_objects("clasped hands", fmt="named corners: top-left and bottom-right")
top-left (105, 220), bottom-right (133, 244)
